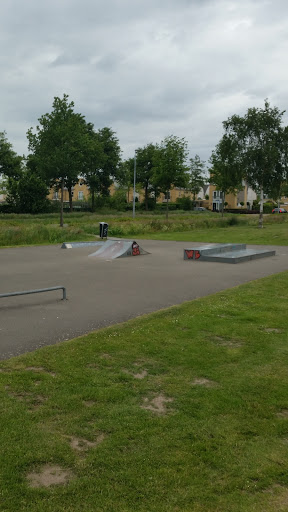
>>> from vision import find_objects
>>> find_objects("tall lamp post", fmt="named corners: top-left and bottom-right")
top-left (133, 150), bottom-right (137, 219)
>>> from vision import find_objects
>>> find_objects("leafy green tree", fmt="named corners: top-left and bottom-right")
top-left (83, 124), bottom-right (105, 211)
top-left (27, 94), bottom-right (89, 226)
top-left (0, 131), bottom-right (22, 179)
top-left (5, 170), bottom-right (49, 213)
top-left (83, 126), bottom-right (122, 210)
top-left (189, 154), bottom-right (206, 202)
top-left (109, 188), bottom-right (127, 211)
top-left (220, 100), bottom-right (288, 227)
top-left (280, 182), bottom-right (288, 198)
top-left (210, 134), bottom-right (244, 216)
top-left (117, 158), bottom-right (135, 203)
top-left (95, 127), bottom-right (122, 196)
top-left (135, 143), bottom-right (158, 210)
top-left (153, 135), bottom-right (189, 219)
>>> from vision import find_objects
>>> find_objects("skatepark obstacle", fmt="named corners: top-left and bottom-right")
top-left (0, 286), bottom-right (67, 300)
top-left (184, 243), bottom-right (275, 263)
top-left (89, 240), bottom-right (149, 259)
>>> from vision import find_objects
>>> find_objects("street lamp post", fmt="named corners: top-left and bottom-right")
top-left (133, 151), bottom-right (136, 219)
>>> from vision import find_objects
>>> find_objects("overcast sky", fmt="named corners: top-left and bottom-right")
top-left (2, 0), bottom-right (288, 166)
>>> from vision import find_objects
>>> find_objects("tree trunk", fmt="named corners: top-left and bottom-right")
top-left (166, 191), bottom-right (169, 220)
top-left (221, 192), bottom-right (225, 218)
top-left (60, 179), bottom-right (64, 228)
top-left (259, 185), bottom-right (264, 228)
top-left (91, 190), bottom-right (95, 212)
top-left (145, 185), bottom-right (148, 211)
top-left (68, 187), bottom-right (73, 212)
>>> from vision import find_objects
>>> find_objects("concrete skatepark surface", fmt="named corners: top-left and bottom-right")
top-left (0, 239), bottom-right (287, 360)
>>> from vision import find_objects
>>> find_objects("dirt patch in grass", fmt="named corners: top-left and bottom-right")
top-left (27, 464), bottom-right (74, 488)
top-left (263, 328), bottom-right (283, 334)
top-left (263, 485), bottom-right (288, 510)
top-left (83, 400), bottom-right (96, 407)
top-left (87, 363), bottom-right (99, 369)
top-left (69, 433), bottom-right (105, 452)
top-left (191, 378), bottom-right (218, 388)
top-left (28, 395), bottom-right (47, 410)
top-left (134, 370), bottom-right (148, 379)
top-left (123, 369), bottom-right (148, 379)
top-left (99, 353), bottom-right (112, 359)
top-left (6, 388), bottom-right (47, 409)
top-left (276, 409), bottom-right (288, 418)
top-left (210, 336), bottom-right (243, 348)
top-left (24, 366), bottom-right (56, 377)
top-left (141, 394), bottom-right (173, 415)
top-left (7, 390), bottom-right (30, 401)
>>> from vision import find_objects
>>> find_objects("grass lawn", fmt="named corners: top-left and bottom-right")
top-left (137, 222), bottom-right (288, 245)
top-left (1, 272), bottom-right (288, 511)
top-left (1, 211), bottom-right (288, 247)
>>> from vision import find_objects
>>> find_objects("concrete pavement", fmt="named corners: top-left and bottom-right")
top-left (0, 239), bottom-right (287, 360)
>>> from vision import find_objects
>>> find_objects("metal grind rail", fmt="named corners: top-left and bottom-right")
top-left (0, 286), bottom-right (67, 301)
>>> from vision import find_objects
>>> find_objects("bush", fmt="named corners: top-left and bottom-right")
top-left (176, 197), bottom-right (193, 210)
top-left (139, 198), bottom-right (157, 211)
top-left (109, 189), bottom-right (127, 211)
top-left (263, 202), bottom-right (276, 214)
top-left (227, 216), bottom-right (239, 226)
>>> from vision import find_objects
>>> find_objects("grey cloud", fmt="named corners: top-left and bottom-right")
top-left (1, 0), bottom-right (288, 163)
top-left (96, 53), bottom-right (125, 73)
top-left (50, 54), bottom-right (90, 67)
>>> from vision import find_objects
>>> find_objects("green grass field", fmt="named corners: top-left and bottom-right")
top-left (1, 211), bottom-right (288, 246)
top-left (1, 273), bottom-right (288, 511)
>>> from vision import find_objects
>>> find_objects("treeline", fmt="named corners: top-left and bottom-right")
top-left (1, 95), bottom-right (288, 228)
top-left (0, 94), bottom-right (207, 224)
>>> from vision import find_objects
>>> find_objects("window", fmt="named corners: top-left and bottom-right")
top-left (53, 191), bottom-right (58, 200)
top-left (78, 191), bottom-right (84, 200)
top-left (213, 191), bottom-right (223, 199)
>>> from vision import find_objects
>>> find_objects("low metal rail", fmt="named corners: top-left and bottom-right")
top-left (0, 286), bottom-right (67, 301)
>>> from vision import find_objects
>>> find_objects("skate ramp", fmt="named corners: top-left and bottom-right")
top-left (61, 241), bottom-right (104, 249)
top-left (184, 243), bottom-right (275, 263)
top-left (89, 240), bottom-right (149, 259)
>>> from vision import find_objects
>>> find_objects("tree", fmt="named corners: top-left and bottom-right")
top-left (153, 135), bottom-right (188, 219)
top-left (95, 127), bottom-right (122, 196)
top-left (0, 131), bottom-right (22, 179)
top-left (134, 143), bottom-right (158, 210)
top-left (117, 158), bottom-right (135, 204)
top-left (5, 170), bottom-right (49, 213)
top-left (220, 100), bottom-right (288, 227)
top-left (83, 124), bottom-right (105, 211)
top-left (189, 154), bottom-right (206, 202)
top-left (210, 134), bottom-right (244, 216)
top-left (83, 126), bottom-right (122, 210)
top-left (27, 94), bottom-right (89, 226)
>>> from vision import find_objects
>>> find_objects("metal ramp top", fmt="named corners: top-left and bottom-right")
top-left (184, 243), bottom-right (276, 264)
top-left (61, 241), bottom-right (105, 249)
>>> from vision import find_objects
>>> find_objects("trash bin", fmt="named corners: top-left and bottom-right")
top-left (99, 222), bottom-right (109, 239)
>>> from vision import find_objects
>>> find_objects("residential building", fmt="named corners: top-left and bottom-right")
top-left (209, 182), bottom-right (257, 211)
